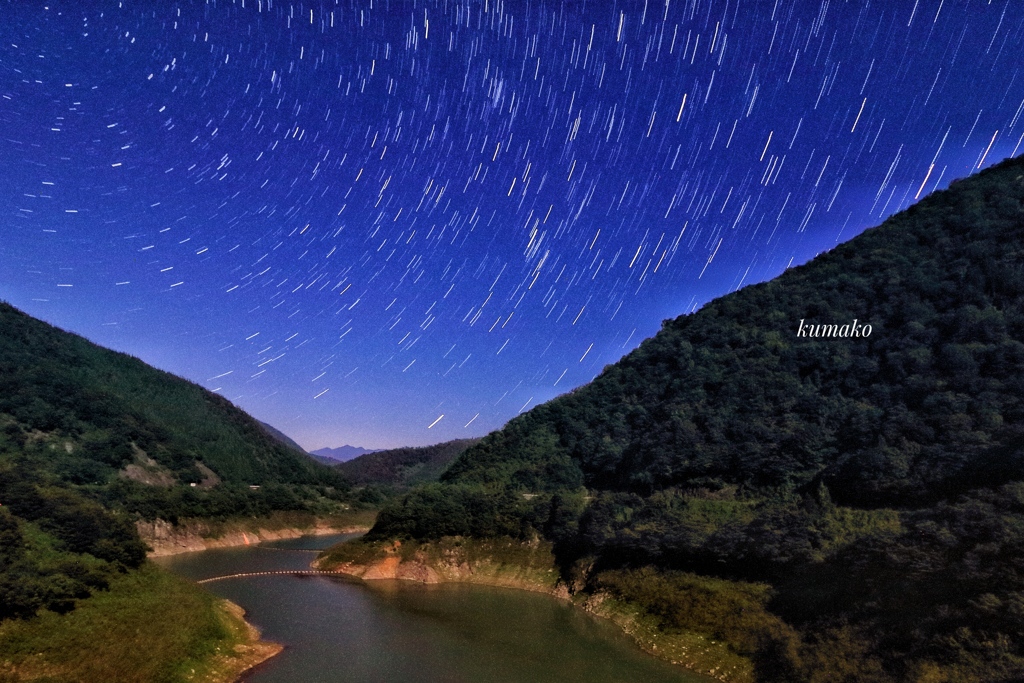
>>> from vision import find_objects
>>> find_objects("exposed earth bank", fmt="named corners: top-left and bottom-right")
top-left (315, 537), bottom-right (750, 683)
top-left (138, 514), bottom-right (372, 556)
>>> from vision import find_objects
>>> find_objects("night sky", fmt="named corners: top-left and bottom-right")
top-left (2, 1), bottom-right (1022, 450)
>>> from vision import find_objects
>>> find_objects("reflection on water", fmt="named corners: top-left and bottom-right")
top-left (156, 535), bottom-right (709, 683)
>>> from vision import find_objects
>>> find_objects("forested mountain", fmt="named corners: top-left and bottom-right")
top-left (336, 438), bottom-right (480, 488)
top-left (0, 302), bottom-right (340, 488)
top-left (367, 155), bottom-right (1024, 681)
top-left (0, 303), bottom-right (351, 620)
top-left (437, 156), bottom-right (1024, 505)
top-left (257, 420), bottom-right (310, 456)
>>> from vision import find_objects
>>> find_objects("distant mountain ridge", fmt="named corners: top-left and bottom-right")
top-left (311, 445), bottom-right (379, 462)
top-left (336, 439), bottom-right (480, 487)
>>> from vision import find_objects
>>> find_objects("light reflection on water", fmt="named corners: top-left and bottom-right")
top-left (155, 535), bottom-right (710, 683)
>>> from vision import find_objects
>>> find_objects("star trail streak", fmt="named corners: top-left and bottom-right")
top-left (1, 0), bottom-right (1022, 449)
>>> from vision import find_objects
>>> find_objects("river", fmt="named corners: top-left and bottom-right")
top-left (155, 534), bottom-right (714, 682)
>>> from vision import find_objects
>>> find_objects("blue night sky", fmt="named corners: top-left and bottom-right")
top-left (1, 0), bottom-right (1022, 450)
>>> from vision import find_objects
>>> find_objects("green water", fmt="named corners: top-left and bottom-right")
top-left (156, 535), bottom-right (712, 683)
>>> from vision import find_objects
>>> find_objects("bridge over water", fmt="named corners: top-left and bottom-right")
top-left (196, 570), bottom-right (347, 584)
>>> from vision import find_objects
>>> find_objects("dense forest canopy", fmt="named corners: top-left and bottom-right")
top-left (439, 155), bottom-right (1024, 505)
top-left (368, 155), bottom-right (1024, 682)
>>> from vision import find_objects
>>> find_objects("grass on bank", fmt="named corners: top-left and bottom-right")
top-left (0, 563), bottom-right (258, 683)
top-left (593, 568), bottom-right (801, 682)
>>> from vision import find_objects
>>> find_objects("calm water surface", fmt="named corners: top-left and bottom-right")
top-left (155, 535), bottom-right (711, 683)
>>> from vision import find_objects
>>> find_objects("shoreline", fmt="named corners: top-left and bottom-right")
top-left (152, 524), bottom-right (366, 681)
top-left (138, 517), bottom-right (371, 557)
top-left (0, 564), bottom-right (282, 683)
top-left (207, 599), bottom-right (284, 683)
top-left (315, 538), bottom-right (748, 683)
top-left (178, 530), bottom-right (742, 682)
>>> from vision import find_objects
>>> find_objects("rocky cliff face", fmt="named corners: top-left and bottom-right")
top-left (137, 518), bottom-right (363, 556)
top-left (315, 537), bottom-right (569, 598)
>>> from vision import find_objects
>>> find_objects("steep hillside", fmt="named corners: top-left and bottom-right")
top-left (361, 155), bottom-right (1024, 682)
top-left (257, 420), bottom-right (309, 456)
top-left (0, 303), bottom-right (354, 607)
top-left (336, 438), bottom-right (480, 488)
top-left (0, 302), bottom-right (341, 489)
top-left (439, 156), bottom-right (1024, 505)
